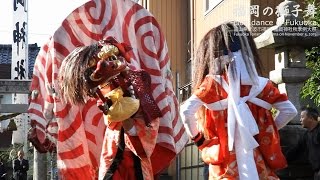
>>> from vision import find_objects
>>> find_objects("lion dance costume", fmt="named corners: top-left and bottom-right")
top-left (28, 1), bottom-right (188, 179)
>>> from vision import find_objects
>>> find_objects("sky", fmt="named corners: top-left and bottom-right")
top-left (0, 0), bottom-right (89, 46)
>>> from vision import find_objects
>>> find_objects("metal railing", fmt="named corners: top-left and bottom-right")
top-left (178, 82), bottom-right (192, 103)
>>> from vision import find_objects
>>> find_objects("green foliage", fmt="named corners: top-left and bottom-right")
top-left (304, 0), bottom-right (320, 26)
top-left (301, 0), bottom-right (320, 107)
top-left (301, 56), bottom-right (320, 106)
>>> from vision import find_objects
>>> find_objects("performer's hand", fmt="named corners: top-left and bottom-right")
top-left (198, 137), bottom-right (219, 151)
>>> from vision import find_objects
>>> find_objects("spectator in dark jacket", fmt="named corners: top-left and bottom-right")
top-left (285, 106), bottom-right (320, 180)
top-left (13, 150), bottom-right (29, 180)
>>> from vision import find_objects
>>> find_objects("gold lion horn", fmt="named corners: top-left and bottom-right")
top-left (97, 44), bottom-right (119, 60)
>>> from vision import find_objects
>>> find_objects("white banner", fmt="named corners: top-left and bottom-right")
top-left (12, 0), bottom-right (28, 80)
top-left (11, 0), bottom-right (29, 149)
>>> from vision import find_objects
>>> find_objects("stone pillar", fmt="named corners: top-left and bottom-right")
top-left (270, 46), bottom-right (311, 124)
top-left (270, 46), bottom-right (313, 179)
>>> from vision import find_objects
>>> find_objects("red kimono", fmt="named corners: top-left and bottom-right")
top-left (181, 74), bottom-right (297, 179)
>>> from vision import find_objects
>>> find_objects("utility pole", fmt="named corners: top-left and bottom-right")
top-left (34, 148), bottom-right (47, 180)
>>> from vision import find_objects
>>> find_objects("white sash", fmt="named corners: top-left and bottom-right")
top-left (205, 75), bottom-right (270, 180)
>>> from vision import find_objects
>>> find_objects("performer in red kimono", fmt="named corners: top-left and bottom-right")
top-left (180, 21), bottom-right (298, 179)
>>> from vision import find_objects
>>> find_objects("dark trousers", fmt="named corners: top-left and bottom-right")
top-left (203, 163), bottom-right (209, 180)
